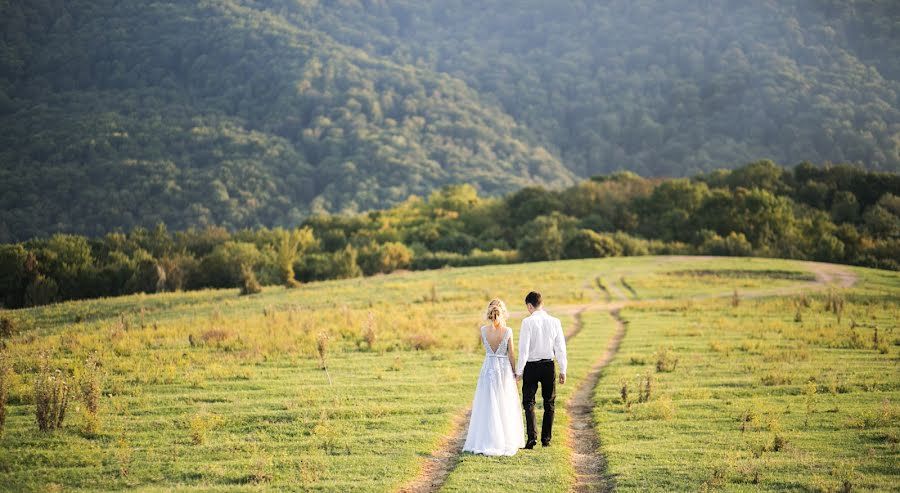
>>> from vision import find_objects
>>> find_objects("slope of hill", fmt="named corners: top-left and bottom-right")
top-left (1, 0), bottom-right (898, 241)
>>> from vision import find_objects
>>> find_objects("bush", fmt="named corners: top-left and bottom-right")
top-left (408, 332), bottom-right (438, 350)
top-left (35, 362), bottom-right (70, 431)
top-left (411, 249), bottom-right (519, 270)
top-left (0, 317), bottom-right (16, 339)
top-left (240, 264), bottom-right (262, 295)
top-left (0, 355), bottom-right (9, 436)
top-left (79, 352), bottom-right (103, 415)
top-left (24, 275), bottom-right (58, 307)
top-left (636, 395), bottom-right (676, 420)
top-left (359, 242), bottom-right (413, 275)
top-left (655, 347), bottom-right (679, 372)
top-left (563, 229), bottom-right (623, 259)
top-left (199, 241), bottom-right (262, 288)
top-left (700, 231), bottom-right (754, 256)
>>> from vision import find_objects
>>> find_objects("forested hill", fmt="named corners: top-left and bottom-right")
top-left (1, 0), bottom-right (899, 242)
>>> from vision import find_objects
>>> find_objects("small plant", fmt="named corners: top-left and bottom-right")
top-left (627, 354), bottom-right (646, 365)
top-left (638, 371), bottom-right (652, 403)
top-left (188, 411), bottom-right (223, 445)
top-left (655, 346), bottom-right (678, 372)
top-left (316, 332), bottom-right (332, 385)
top-left (408, 332), bottom-right (437, 350)
top-left (792, 296), bottom-right (805, 322)
top-left (240, 264), bottom-right (262, 295)
top-left (250, 453), bottom-right (273, 484)
top-left (0, 317), bottom-right (17, 338)
top-left (620, 379), bottom-right (630, 409)
top-left (34, 360), bottom-right (70, 432)
top-left (732, 288), bottom-right (740, 307)
top-left (770, 433), bottom-right (787, 452)
top-left (79, 352), bottom-right (104, 436)
top-left (80, 352), bottom-right (103, 415)
top-left (636, 395), bottom-right (676, 420)
top-left (115, 435), bottom-right (132, 477)
top-left (362, 311), bottom-right (377, 349)
top-left (804, 380), bottom-right (817, 428)
top-left (0, 354), bottom-right (9, 436)
top-left (832, 461), bottom-right (855, 493)
top-left (740, 407), bottom-right (757, 433)
top-left (824, 289), bottom-right (845, 324)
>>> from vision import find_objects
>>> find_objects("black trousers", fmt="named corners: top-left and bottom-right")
top-left (522, 360), bottom-right (556, 444)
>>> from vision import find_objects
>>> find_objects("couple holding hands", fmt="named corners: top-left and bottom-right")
top-left (463, 291), bottom-right (567, 456)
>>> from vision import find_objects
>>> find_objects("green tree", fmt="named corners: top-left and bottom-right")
top-left (517, 215), bottom-right (566, 261)
top-left (275, 227), bottom-right (316, 287)
top-left (563, 229), bottom-right (622, 259)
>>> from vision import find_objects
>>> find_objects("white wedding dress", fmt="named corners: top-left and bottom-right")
top-left (462, 326), bottom-right (525, 456)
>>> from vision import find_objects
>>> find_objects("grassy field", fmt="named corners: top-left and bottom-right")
top-left (595, 265), bottom-right (899, 492)
top-left (0, 256), bottom-right (896, 492)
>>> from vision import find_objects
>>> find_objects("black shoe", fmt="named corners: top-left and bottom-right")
top-left (541, 441), bottom-right (551, 447)
top-left (524, 440), bottom-right (537, 450)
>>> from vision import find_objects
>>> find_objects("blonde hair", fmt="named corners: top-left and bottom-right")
top-left (485, 299), bottom-right (508, 326)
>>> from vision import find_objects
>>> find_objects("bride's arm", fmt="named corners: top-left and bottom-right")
top-left (507, 330), bottom-right (516, 372)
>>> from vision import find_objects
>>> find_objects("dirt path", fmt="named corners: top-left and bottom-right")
top-left (396, 258), bottom-right (858, 493)
top-left (397, 409), bottom-right (472, 493)
top-left (568, 309), bottom-right (626, 493)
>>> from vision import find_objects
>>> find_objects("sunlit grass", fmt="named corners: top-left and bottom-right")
top-left (593, 267), bottom-right (899, 492)
top-left (0, 256), bottom-right (895, 491)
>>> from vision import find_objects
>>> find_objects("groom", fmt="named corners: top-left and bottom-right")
top-left (515, 291), bottom-right (567, 449)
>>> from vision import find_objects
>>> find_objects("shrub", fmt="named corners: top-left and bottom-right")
top-left (700, 231), bottom-right (754, 256)
top-left (189, 411), bottom-right (223, 445)
top-left (240, 264), bottom-right (262, 295)
top-left (563, 229), bottom-right (622, 259)
top-left (362, 311), bottom-right (377, 350)
top-left (35, 362), bottom-right (70, 431)
top-left (80, 352), bottom-right (103, 415)
top-left (408, 332), bottom-right (437, 351)
top-left (0, 317), bottom-right (16, 338)
top-left (655, 346), bottom-right (679, 372)
top-left (359, 242), bottom-right (413, 275)
top-left (636, 395), bottom-right (676, 420)
top-left (24, 274), bottom-right (58, 307)
top-left (0, 355), bottom-right (8, 436)
top-left (638, 371), bottom-right (653, 403)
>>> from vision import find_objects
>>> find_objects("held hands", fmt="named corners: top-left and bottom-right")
top-left (516, 374), bottom-right (522, 382)
top-left (558, 373), bottom-right (566, 384)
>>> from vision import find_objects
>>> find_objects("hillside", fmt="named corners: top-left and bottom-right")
top-left (1, 0), bottom-right (899, 241)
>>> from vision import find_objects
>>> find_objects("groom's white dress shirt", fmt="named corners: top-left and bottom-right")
top-left (516, 309), bottom-right (567, 377)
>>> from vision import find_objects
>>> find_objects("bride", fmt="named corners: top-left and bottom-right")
top-left (462, 299), bottom-right (525, 456)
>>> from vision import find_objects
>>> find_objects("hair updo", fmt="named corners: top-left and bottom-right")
top-left (485, 299), bottom-right (508, 326)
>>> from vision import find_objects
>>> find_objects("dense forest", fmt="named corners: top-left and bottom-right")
top-left (1, 162), bottom-right (897, 309)
top-left (1, 1), bottom-right (899, 242)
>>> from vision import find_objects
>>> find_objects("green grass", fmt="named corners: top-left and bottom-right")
top-left (0, 256), bottom-right (896, 492)
top-left (593, 266), bottom-right (900, 492)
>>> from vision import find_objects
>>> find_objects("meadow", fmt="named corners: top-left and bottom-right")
top-left (0, 256), bottom-right (896, 492)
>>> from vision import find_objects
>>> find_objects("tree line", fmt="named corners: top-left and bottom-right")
top-left (1, 161), bottom-right (896, 309)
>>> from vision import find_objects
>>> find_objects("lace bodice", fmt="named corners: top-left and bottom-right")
top-left (481, 326), bottom-right (511, 358)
